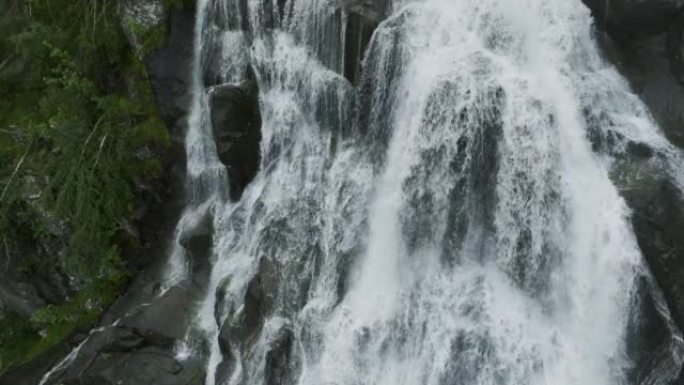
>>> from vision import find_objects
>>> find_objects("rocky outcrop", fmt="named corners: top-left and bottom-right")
top-left (144, 2), bottom-right (196, 135)
top-left (121, 0), bottom-right (167, 56)
top-left (583, 0), bottom-right (684, 35)
top-left (0, 1), bottom-right (196, 383)
top-left (217, 258), bottom-right (278, 352)
top-left (25, 286), bottom-right (202, 385)
top-left (584, 0), bottom-right (684, 321)
top-left (263, 324), bottom-right (294, 385)
top-left (215, 258), bottom-right (280, 383)
top-left (615, 159), bottom-right (684, 328)
top-left (209, 81), bottom-right (263, 201)
top-left (583, 0), bottom-right (684, 148)
top-left (609, 148), bottom-right (684, 380)
top-left (582, 1), bottom-right (684, 377)
top-left (342, 0), bottom-right (390, 85)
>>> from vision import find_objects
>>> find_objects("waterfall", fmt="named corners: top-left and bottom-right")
top-left (166, 0), bottom-right (684, 384)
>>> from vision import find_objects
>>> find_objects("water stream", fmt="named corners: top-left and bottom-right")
top-left (164, 0), bottom-right (684, 384)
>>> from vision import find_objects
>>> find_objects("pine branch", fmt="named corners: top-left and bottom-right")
top-left (0, 142), bottom-right (32, 203)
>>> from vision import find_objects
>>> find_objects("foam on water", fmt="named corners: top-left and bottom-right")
top-left (166, 0), bottom-right (684, 384)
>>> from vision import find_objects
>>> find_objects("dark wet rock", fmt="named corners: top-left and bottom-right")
top-left (582, 0), bottom-right (684, 36)
top-left (217, 257), bottom-right (279, 355)
top-left (264, 324), bottom-right (294, 385)
top-left (629, 178), bottom-right (684, 329)
top-left (357, 9), bottom-right (408, 147)
top-left (214, 353), bottom-right (236, 385)
top-left (0, 277), bottom-right (45, 317)
top-left (612, 157), bottom-right (684, 335)
top-left (61, 345), bottom-right (203, 385)
top-left (209, 81), bottom-right (263, 201)
top-left (144, 3), bottom-right (195, 134)
top-left (343, 12), bottom-right (379, 85)
top-left (624, 274), bottom-right (684, 383)
top-left (121, 286), bottom-right (193, 342)
top-left (32, 322), bottom-right (203, 385)
top-left (243, 258), bottom-right (279, 338)
top-left (342, 0), bottom-right (389, 85)
top-left (0, 341), bottom-right (73, 385)
top-left (586, 1), bottom-right (684, 149)
top-left (179, 213), bottom-right (214, 289)
top-left (214, 276), bottom-right (234, 323)
top-left (669, 12), bottom-right (684, 86)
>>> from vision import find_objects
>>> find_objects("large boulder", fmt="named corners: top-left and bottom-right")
top-left (120, 286), bottom-right (193, 342)
top-left (611, 149), bottom-right (684, 333)
top-left (214, 258), bottom-right (280, 383)
top-left (216, 257), bottom-right (279, 354)
top-left (603, 139), bottom-right (684, 382)
top-left (61, 346), bottom-right (204, 385)
top-left (209, 81), bottom-right (263, 201)
top-left (38, 325), bottom-right (203, 385)
top-left (31, 285), bottom-right (202, 385)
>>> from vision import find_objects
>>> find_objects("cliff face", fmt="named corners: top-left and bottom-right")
top-left (0, 0), bottom-right (193, 382)
top-left (581, 0), bottom-right (684, 374)
top-left (4, 0), bottom-right (684, 384)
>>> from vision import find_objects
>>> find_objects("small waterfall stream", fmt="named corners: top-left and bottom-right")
top-left (160, 0), bottom-right (684, 384)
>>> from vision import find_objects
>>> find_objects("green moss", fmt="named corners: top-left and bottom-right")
top-left (0, 0), bottom-right (172, 372)
top-left (125, 15), bottom-right (168, 57)
top-left (0, 311), bottom-right (40, 370)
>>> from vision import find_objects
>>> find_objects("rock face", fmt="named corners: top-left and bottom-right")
top-left (583, 0), bottom-right (684, 147)
top-left (215, 258), bottom-right (280, 384)
top-left (583, 0), bottom-right (684, 35)
top-left (584, 0), bottom-right (684, 317)
top-left (143, 1), bottom-right (196, 135)
top-left (0, 2), bottom-right (196, 384)
top-left (121, 0), bottom-right (167, 55)
top-left (342, 0), bottom-right (390, 84)
top-left (617, 162), bottom-right (684, 329)
top-left (19, 286), bottom-right (204, 385)
top-left (582, 0), bottom-right (684, 378)
top-left (209, 81), bottom-right (263, 201)
top-left (610, 145), bottom-right (684, 380)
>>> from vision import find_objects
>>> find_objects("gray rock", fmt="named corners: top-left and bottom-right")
top-left (668, 13), bottom-right (684, 85)
top-left (0, 277), bottom-right (45, 317)
top-left (264, 324), bottom-right (294, 385)
top-left (144, 4), bottom-right (195, 134)
top-left (586, 0), bottom-right (684, 149)
top-left (209, 81), bottom-right (263, 201)
top-left (121, 286), bottom-right (193, 342)
top-left (61, 345), bottom-right (203, 385)
top-left (121, 0), bottom-right (167, 55)
top-left (342, 0), bottom-right (390, 85)
top-left (36, 320), bottom-right (202, 384)
top-left (611, 151), bottom-right (684, 331)
top-left (217, 257), bottom-right (279, 355)
top-left (582, 0), bottom-right (684, 36)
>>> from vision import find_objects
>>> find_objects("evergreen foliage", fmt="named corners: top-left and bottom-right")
top-left (0, 0), bottom-right (170, 371)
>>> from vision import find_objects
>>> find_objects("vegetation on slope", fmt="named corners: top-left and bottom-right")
top-left (0, 0), bottom-right (171, 371)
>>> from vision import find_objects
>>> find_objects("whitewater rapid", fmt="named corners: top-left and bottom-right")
top-left (165, 0), bottom-right (684, 384)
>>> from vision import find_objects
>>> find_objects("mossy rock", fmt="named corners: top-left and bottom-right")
top-left (121, 0), bottom-right (168, 58)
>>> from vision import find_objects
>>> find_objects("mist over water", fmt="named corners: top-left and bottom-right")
top-left (167, 0), bottom-right (684, 384)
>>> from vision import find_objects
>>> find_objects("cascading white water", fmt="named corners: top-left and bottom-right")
top-left (167, 0), bottom-right (684, 384)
